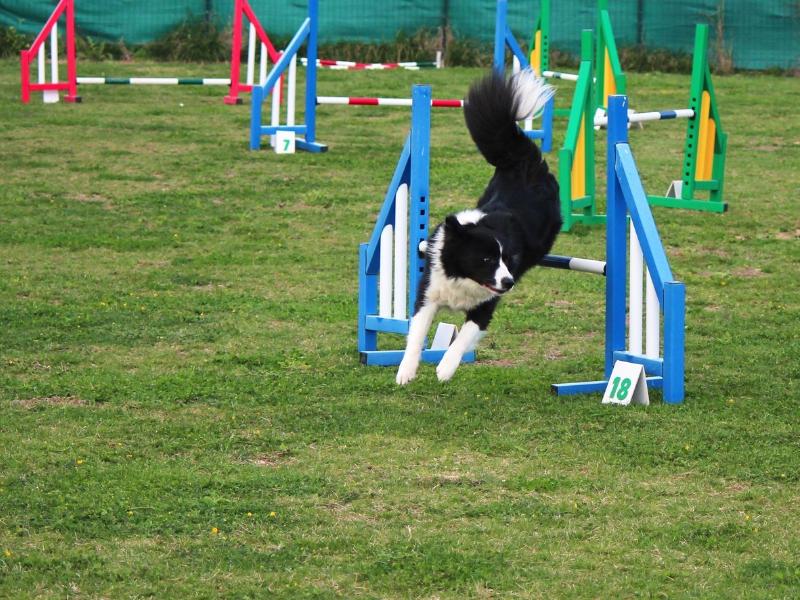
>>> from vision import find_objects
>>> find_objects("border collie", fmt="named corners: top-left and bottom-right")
top-left (396, 69), bottom-right (562, 385)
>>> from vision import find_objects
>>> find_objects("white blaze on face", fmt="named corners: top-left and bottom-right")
top-left (493, 261), bottom-right (513, 290)
top-left (492, 241), bottom-right (513, 292)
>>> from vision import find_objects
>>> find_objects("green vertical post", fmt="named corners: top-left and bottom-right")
top-left (595, 0), bottom-right (626, 112)
top-left (681, 23), bottom-right (708, 202)
top-left (647, 24), bottom-right (727, 212)
top-left (529, 0), bottom-right (550, 73)
top-left (559, 30), bottom-right (605, 232)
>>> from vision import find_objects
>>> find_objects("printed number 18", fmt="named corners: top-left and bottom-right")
top-left (609, 376), bottom-right (631, 400)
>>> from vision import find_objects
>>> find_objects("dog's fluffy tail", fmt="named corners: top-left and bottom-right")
top-left (464, 69), bottom-right (554, 169)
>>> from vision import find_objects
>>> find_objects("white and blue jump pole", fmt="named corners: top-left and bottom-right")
top-left (249, 0), bottom-right (325, 152)
top-left (358, 85), bottom-right (475, 366)
top-left (495, 0), bottom-right (554, 152)
top-left (551, 95), bottom-right (686, 403)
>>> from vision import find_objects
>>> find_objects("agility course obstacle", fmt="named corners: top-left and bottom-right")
top-left (559, 25), bottom-right (727, 231)
top-left (249, 0), bottom-right (325, 152)
top-left (552, 93), bottom-right (684, 403)
top-left (20, 0), bottom-right (284, 106)
top-left (301, 58), bottom-right (440, 71)
top-left (646, 25), bottom-right (728, 213)
top-left (317, 96), bottom-right (464, 108)
top-left (358, 85), bottom-right (685, 403)
top-left (594, 0), bottom-right (626, 113)
top-left (75, 77), bottom-right (233, 86)
top-left (494, 0), bottom-right (554, 152)
top-left (357, 85), bottom-right (472, 366)
top-left (526, 0), bottom-right (626, 117)
top-left (224, 0), bottom-right (283, 105)
top-left (20, 0), bottom-right (80, 104)
top-left (559, 30), bottom-right (602, 232)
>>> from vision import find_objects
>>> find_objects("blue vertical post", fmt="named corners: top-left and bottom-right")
top-left (358, 243), bottom-right (378, 353)
top-left (663, 281), bottom-right (685, 403)
top-left (541, 96), bottom-right (553, 152)
top-left (408, 85), bottom-right (431, 317)
top-left (250, 84), bottom-right (263, 150)
top-left (305, 0), bottom-right (319, 145)
top-left (494, 0), bottom-right (507, 73)
top-left (294, 0), bottom-right (327, 153)
top-left (605, 95), bottom-right (628, 378)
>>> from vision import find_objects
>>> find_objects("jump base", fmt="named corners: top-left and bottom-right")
top-left (551, 376), bottom-right (663, 396)
top-left (361, 350), bottom-right (475, 367)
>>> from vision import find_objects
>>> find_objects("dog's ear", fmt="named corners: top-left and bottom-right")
top-left (444, 215), bottom-right (464, 236)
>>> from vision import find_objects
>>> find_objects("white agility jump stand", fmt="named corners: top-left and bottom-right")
top-left (359, 90), bottom-right (685, 403)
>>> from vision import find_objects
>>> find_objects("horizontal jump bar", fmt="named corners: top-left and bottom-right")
top-left (77, 77), bottom-right (232, 85)
top-left (300, 57), bottom-right (436, 70)
top-left (594, 108), bottom-right (695, 126)
top-left (542, 70), bottom-right (581, 82)
top-left (540, 254), bottom-right (606, 276)
top-left (317, 96), bottom-right (463, 108)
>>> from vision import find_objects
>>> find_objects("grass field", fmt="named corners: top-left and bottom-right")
top-left (1, 59), bottom-right (799, 598)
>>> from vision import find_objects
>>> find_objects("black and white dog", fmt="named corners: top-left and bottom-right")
top-left (396, 69), bottom-right (563, 385)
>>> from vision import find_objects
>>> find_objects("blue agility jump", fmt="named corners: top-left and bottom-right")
top-left (249, 0), bottom-right (325, 152)
top-left (494, 0), bottom-right (554, 152)
top-left (357, 86), bottom-right (474, 367)
top-left (551, 95), bottom-right (685, 403)
top-left (358, 88), bottom-right (686, 403)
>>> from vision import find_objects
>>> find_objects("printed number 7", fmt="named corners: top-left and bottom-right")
top-left (283, 138), bottom-right (290, 151)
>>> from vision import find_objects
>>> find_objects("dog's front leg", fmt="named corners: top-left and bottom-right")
top-left (396, 302), bottom-right (439, 385)
top-left (435, 321), bottom-right (486, 382)
top-left (436, 299), bottom-right (498, 382)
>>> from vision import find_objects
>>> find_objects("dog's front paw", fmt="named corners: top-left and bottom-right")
top-left (396, 359), bottom-right (419, 385)
top-left (436, 353), bottom-right (461, 382)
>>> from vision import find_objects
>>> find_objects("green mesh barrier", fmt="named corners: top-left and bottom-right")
top-left (1, 0), bottom-right (797, 70)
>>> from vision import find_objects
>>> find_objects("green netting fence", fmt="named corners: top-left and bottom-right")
top-left (1, 0), bottom-right (797, 69)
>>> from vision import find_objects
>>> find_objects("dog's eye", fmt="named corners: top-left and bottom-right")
top-left (483, 257), bottom-right (492, 263)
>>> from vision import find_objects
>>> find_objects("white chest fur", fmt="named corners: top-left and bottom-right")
top-left (425, 268), bottom-right (495, 311)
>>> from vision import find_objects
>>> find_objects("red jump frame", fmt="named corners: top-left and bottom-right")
top-left (225, 0), bottom-right (283, 105)
top-left (21, 0), bottom-right (80, 103)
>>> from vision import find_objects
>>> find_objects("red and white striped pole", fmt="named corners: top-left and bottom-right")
top-left (316, 96), bottom-right (464, 108)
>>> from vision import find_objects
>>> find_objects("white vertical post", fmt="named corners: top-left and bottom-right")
top-left (259, 43), bottom-right (267, 85)
top-left (436, 50), bottom-right (442, 69)
top-left (40, 27), bottom-right (58, 104)
top-left (246, 22), bottom-right (256, 86)
top-left (287, 53), bottom-right (296, 127)
top-left (645, 268), bottom-right (660, 358)
top-left (38, 42), bottom-right (45, 83)
top-left (38, 43), bottom-right (47, 103)
top-left (628, 222), bottom-right (643, 355)
top-left (393, 183), bottom-right (408, 320)
top-left (50, 26), bottom-right (58, 78)
top-left (379, 225), bottom-right (394, 318)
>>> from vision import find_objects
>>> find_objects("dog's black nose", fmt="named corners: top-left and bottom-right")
top-left (501, 277), bottom-right (515, 290)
